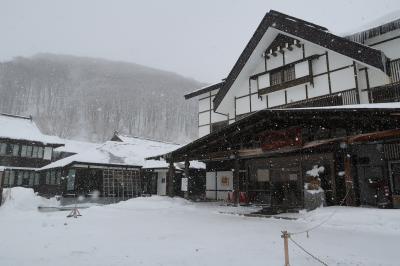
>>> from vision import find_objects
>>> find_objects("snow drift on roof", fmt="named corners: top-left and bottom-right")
top-left (0, 114), bottom-right (63, 145)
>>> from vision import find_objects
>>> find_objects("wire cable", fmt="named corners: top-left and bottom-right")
top-left (290, 187), bottom-right (352, 236)
top-left (290, 236), bottom-right (328, 266)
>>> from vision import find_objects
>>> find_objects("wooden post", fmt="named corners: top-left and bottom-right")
top-left (168, 161), bottom-right (175, 197)
top-left (233, 157), bottom-right (240, 206)
top-left (281, 231), bottom-right (290, 266)
top-left (344, 155), bottom-right (355, 206)
top-left (184, 160), bottom-right (190, 199)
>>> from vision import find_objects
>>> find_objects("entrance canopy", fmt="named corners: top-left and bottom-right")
top-left (148, 103), bottom-right (400, 163)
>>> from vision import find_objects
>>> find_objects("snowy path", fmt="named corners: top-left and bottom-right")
top-left (0, 192), bottom-right (399, 265)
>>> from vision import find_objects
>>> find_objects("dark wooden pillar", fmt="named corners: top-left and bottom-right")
top-left (233, 157), bottom-right (240, 206)
top-left (167, 161), bottom-right (175, 197)
top-left (344, 154), bottom-right (356, 206)
top-left (184, 160), bottom-right (190, 199)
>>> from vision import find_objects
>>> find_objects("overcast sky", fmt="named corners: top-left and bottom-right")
top-left (0, 0), bottom-right (399, 83)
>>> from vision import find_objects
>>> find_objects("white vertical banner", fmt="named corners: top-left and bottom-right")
top-left (181, 177), bottom-right (188, 192)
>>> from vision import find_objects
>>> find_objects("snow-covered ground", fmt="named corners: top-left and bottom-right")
top-left (1, 188), bottom-right (399, 266)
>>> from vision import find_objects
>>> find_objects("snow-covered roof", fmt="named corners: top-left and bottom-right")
top-left (344, 10), bottom-right (400, 44)
top-left (184, 81), bottom-right (224, 99)
top-left (40, 137), bottom-right (205, 171)
top-left (278, 102), bottom-right (400, 111)
top-left (0, 113), bottom-right (63, 146)
top-left (113, 134), bottom-right (205, 169)
top-left (40, 141), bottom-right (144, 170)
top-left (0, 166), bottom-right (39, 171)
top-left (345, 10), bottom-right (400, 36)
top-left (54, 139), bottom-right (99, 154)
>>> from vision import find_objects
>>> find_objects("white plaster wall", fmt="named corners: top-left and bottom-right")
top-left (295, 61), bottom-right (309, 78)
top-left (206, 171), bottom-right (216, 199)
top-left (304, 42), bottom-right (325, 57)
top-left (199, 125), bottom-right (210, 138)
top-left (211, 112), bottom-right (227, 123)
top-left (368, 68), bottom-right (390, 88)
top-left (373, 38), bottom-right (400, 60)
top-left (251, 94), bottom-right (267, 111)
top-left (365, 29), bottom-right (400, 60)
top-left (258, 73), bottom-right (270, 89)
top-left (330, 67), bottom-right (356, 93)
top-left (357, 69), bottom-right (370, 104)
top-left (267, 90), bottom-right (286, 107)
top-left (198, 98), bottom-right (209, 112)
top-left (267, 53), bottom-right (284, 70)
top-left (285, 47), bottom-right (303, 64)
top-left (198, 112), bottom-right (209, 126)
top-left (328, 51), bottom-right (353, 70)
top-left (236, 97), bottom-right (251, 115)
top-left (286, 84), bottom-right (307, 103)
top-left (308, 75), bottom-right (329, 98)
top-left (250, 79), bottom-right (258, 93)
top-left (312, 55), bottom-right (328, 75)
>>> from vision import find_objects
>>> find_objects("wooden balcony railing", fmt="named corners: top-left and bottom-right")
top-left (368, 82), bottom-right (400, 103)
top-left (272, 88), bottom-right (359, 109)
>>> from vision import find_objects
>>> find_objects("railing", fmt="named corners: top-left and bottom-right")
top-left (390, 59), bottom-right (400, 84)
top-left (272, 88), bottom-right (359, 109)
top-left (368, 82), bottom-right (400, 103)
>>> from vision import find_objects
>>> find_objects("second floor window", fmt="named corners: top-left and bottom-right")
top-left (270, 65), bottom-right (296, 86)
top-left (270, 71), bottom-right (282, 86)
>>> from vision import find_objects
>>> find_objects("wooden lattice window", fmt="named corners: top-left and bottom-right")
top-left (283, 66), bottom-right (295, 82)
top-left (270, 65), bottom-right (296, 86)
top-left (270, 70), bottom-right (282, 86)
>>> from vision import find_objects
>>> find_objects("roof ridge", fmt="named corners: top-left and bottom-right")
top-left (0, 113), bottom-right (32, 120)
top-left (115, 133), bottom-right (181, 146)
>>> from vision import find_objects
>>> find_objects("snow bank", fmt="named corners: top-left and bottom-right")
top-left (297, 206), bottom-right (400, 234)
top-left (106, 195), bottom-right (193, 210)
top-left (1, 187), bottom-right (59, 211)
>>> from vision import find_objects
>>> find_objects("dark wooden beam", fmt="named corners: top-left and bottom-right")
top-left (184, 159), bottom-right (190, 199)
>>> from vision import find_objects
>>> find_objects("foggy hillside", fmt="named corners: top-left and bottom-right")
top-left (0, 54), bottom-right (203, 143)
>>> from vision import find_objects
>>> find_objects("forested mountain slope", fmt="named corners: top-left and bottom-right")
top-left (0, 54), bottom-right (202, 143)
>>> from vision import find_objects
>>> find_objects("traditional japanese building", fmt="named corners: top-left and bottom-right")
top-left (37, 141), bottom-right (142, 200)
top-left (151, 10), bottom-right (400, 212)
top-left (111, 133), bottom-right (205, 198)
top-left (35, 134), bottom-right (205, 202)
top-left (0, 113), bottom-right (63, 195)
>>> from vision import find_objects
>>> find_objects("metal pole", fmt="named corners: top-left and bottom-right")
top-left (281, 231), bottom-right (290, 266)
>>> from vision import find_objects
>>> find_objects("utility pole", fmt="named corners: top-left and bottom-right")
top-left (281, 231), bottom-right (290, 266)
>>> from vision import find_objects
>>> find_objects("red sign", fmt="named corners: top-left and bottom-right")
top-left (260, 127), bottom-right (302, 151)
